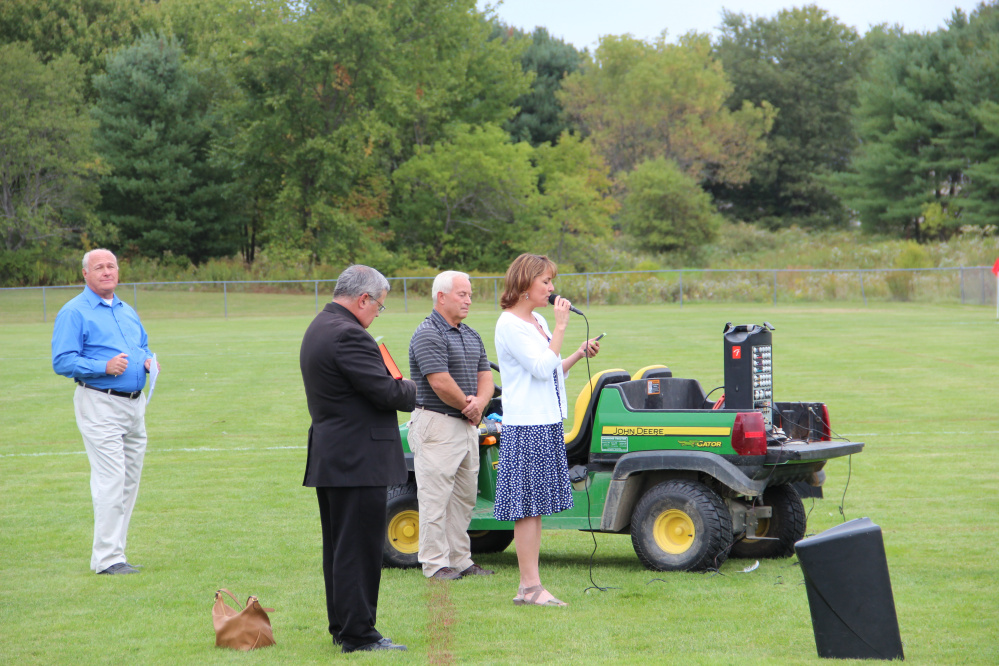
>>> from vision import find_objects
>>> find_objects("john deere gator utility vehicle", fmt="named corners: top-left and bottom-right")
top-left (384, 323), bottom-right (863, 572)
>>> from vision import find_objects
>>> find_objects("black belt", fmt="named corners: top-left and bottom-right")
top-left (416, 405), bottom-right (466, 419)
top-left (77, 381), bottom-right (143, 400)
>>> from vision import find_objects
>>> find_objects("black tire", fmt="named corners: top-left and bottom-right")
top-left (468, 529), bottom-right (514, 554)
top-left (731, 483), bottom-right (806, 559)
top-left (384, 483), bottom-right (420, 568)
top-left (630, 479), bottom-right (733, 572)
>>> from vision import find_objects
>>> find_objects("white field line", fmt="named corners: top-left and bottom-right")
top-left (3, 432), bottom-right (999, 459)
top-left (0, 445), bottom-right (305, 458)
top-left (847, 431), bottom-right (999, 437)
top-left (1, 352), bottom-right (296, 362)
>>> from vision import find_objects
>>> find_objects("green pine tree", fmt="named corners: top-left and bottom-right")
top-left (504, 27), bottom-right (585, 147)
top-left (92, 33), bottom-right (238, 263)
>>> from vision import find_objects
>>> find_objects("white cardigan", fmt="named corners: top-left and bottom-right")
top-left (494, 311), bottom-right (569, 426)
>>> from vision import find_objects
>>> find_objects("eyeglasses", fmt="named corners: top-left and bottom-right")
top-left (370, 296), bottom-right (386, 313)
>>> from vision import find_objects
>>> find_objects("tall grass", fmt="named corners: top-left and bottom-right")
top-left (4, 222), bottom-right (998, 289)
top-left (3, 264), bottom-right (995, 327)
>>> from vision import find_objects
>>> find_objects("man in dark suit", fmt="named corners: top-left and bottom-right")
top-left (300, 265), bottom-right (416, 653)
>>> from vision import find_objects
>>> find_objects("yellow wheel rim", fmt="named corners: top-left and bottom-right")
top-left (388, 510), bottom-right (420, 554)
top-left (744, 518), bottom-right (770, 543)
top-left (653, 509), bottom-right (695, 554)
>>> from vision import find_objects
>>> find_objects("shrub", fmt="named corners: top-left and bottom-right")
top-left (887, 242), bottom-right (933, 301)
top-left (0, 248), bottom-right (79, 287)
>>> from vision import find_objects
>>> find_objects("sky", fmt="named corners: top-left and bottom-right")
top-left (476, 1), bottom-right (983, 50)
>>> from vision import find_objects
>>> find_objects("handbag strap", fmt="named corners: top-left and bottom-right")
top-left (217, 589), bottom-right (275, 613)
top-left (246, 595), bottom-right (275, 613)
top-left (216, 588), bottom-right (244, 610)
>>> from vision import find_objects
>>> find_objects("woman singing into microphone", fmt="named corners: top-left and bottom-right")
top-left (493, 253), bottom-right (601, 607)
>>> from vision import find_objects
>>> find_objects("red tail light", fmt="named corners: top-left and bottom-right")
top-left (732, 412), bottom-right (767, 455)
top-left (819, 404), bottom-right (831, 441)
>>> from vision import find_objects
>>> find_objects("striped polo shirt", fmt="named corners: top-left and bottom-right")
top-left (408, 309), bottom-right (490, 416)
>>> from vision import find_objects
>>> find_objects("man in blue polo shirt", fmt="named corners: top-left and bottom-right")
top-left (52, 249), bottom-right (159, 575)
top-left (408, 271), bottom-right (495, 580)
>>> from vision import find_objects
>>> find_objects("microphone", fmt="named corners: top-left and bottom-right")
top-left (547, 293), bottom-right (584, 315)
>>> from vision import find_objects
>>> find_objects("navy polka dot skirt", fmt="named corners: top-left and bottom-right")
top-left (493, 421), bottom-right (574, 521)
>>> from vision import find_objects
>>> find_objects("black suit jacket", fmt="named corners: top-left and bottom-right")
top-left (300, 302), bottom-right (416, 487)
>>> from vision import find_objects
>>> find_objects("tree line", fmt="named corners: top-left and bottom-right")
top-left (1, 0), bottom-right (997, 285)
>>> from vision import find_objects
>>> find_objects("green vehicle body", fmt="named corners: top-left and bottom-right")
top-left (385, 365), bottom-right (863, 572)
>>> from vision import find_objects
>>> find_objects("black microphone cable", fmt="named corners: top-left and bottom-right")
top-left (804, 404), bottom-right (855, 523)
top-left (550, 294), bottom-right (617, 594)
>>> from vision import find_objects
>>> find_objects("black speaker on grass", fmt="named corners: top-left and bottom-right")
top-left (794, 517), bottom-right (904, 660)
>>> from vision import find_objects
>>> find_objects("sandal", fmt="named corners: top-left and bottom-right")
top-left (513, 584), bottom-right (567, 607)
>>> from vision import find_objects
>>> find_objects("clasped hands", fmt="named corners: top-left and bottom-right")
top-left (461, 394), bottom-right (486, 425)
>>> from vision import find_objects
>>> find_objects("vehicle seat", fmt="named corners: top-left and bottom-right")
top-left (615, 378), bottom-right (708, 411)
top-left (564, 369), bottom-right (631, 463)
top-left (484, 360), bottom-right (502, 417)
top-left (634, 364), bottom-right (672, 379)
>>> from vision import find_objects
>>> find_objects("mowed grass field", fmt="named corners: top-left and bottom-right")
top-left (1, 295), bottom-right (997, 665)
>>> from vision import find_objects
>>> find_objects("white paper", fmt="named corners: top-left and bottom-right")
top-left (147, 353), bottom-right (158, 403)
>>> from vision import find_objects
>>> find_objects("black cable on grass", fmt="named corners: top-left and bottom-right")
top-left (838, 454), bottom-right (853, 523)
top-left (576, 312), bottom-right (617, 595)
top-left (648, 534), bottom-right (741, 583)
top-left (582, 480), bottom-right (619, 594)
top-left (810, 407), bottom-right (855, 523)
top-left (804, 497), bottom-right (816, 535)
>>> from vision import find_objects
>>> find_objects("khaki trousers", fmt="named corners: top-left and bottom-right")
top-left (409, 408), bottom-right (478, 577)
top-left (74, 385), bottom-right (147, 572)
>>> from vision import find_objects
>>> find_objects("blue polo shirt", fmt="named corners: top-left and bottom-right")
top-left (52, 286), bottom-right (153, 393)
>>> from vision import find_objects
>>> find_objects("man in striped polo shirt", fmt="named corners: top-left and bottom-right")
top-left (408, 271), bottom-right (495, 580)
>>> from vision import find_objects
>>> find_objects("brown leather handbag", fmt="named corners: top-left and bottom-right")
top-left (212, 589), bottom-right (276, 650)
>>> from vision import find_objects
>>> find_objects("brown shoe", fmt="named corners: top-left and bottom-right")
top-left (460, 563), bottom-right (495, 576)
top-left (430, 566), bottom-right (462, 580)
top-left (513, 584), bottom-right (567, 607)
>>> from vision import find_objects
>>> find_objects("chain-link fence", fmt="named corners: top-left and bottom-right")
top-left (1, 266), bottom-right (995, 324)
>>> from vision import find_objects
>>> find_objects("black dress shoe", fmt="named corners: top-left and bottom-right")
top-left (430, 566), bottom-right (462, 580)
top-left (343, 637), bottom-right (407, 653)
top-left (97, 562), bottom-right (139, 575)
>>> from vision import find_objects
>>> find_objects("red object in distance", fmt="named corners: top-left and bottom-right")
top-left (991, 258), bottom-right (999, 276)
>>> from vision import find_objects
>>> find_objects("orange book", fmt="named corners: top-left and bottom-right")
top-left (379, 343), bottom-right (403, 380)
